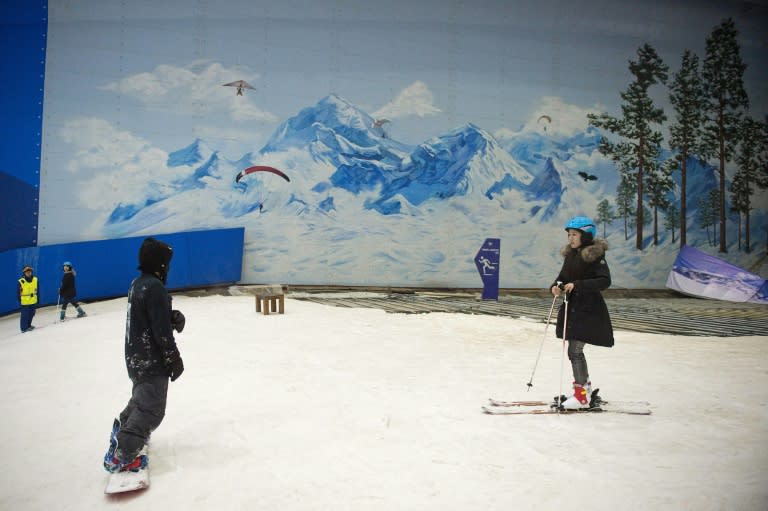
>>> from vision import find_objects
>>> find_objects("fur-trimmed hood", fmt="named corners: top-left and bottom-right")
top-left (560, 238), bottom-right (609, 263)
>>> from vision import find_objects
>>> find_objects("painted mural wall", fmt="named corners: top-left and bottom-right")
top-left (37, 0), bottom-right (768, 288)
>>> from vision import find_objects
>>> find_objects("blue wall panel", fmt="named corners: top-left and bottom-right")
top-left (0, 172), bottom-right (39, 251)
top-left (1, 227), bottom-right (244, 317)
top-left (0, 1), bottom-right (47, 251)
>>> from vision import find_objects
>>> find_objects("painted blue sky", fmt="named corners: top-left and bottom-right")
top-left (44, 0), bottom-right (768, 156)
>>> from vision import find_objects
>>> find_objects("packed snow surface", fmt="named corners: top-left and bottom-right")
top-left (1, 294), bottom-right (766, 510)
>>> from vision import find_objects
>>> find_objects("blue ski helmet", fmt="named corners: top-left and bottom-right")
top-left (564, 216), bottom-right (596, 237)
top-left (63, 261), bottom-right (72, 268)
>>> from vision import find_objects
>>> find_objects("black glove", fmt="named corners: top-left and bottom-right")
top-left (167, 351), bottom-right (184, 382)
top-left (171, 310), bottom-right (185, 333)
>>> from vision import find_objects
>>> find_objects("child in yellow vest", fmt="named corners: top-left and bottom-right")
top-left (17, 266), bottom-right (39, 332)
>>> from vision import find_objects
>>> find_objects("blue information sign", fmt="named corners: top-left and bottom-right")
top-left (474, 238), bottom-right (500, 300)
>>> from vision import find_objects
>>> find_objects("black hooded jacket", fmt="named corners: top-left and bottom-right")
top-left (60, 271), bottom-right (76, 300)
top-left (125, 272), bottom-right (181, 381)
top-left (125, 237), bottom-right (181, 381)
top-left (552, 238), bottom-right (614, 347)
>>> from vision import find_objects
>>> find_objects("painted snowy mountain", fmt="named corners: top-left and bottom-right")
top-left (104, 93), bottom-right (730, 230)
top-left (247, 96), bottom-right (540, 217)
top-left (106, 138), bottom-right (249, 226)
top-left (348, 123), bottom-right (535, 214)
top-left (500, 126), bottom-right (726, 225)
top-left (262, 94), bottom-right (410, 170)
top-left (501, 126), bottom-right (617, 189)
top-left (167, 138), bottom-right (215, 168)
top-left (171, 141), bottom-right (232, 190)
top-left (99, 92), bottom-right (765, 289)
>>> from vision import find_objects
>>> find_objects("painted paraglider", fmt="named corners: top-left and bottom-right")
top-left (223, 80), bottom-right (256, 96)
top-left (234, 166), bottom-right (291, 215)
top-left (235, 166), bottom-right (291, 184)
top-left (537, 115), bottom-right (552, 132)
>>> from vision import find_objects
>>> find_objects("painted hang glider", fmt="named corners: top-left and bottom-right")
top-left (235, 166), bottom-right (291, 184)
top-left (223, 80), bottom-right (256, 96)
top-left (665, 245), bottom-right (768, 304)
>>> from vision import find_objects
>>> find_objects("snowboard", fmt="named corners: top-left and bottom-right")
top-left (105, 465), bottom-right (149, 494)
top-left (104, 431), bottom-right (149, 496)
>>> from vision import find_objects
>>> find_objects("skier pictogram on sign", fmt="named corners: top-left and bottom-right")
top-left (474, 238), bottom-right (500, 300)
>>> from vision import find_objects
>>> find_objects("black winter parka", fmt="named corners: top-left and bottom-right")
top-left (59, 272), bottom-right (76, 300)
top-left (552, 239), bottom-right (614, 347)
top-left (125, 272), bottom-right (181, 382)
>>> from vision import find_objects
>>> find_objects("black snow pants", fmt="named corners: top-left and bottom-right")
top-left (116, 375), bottom-right (169, 462)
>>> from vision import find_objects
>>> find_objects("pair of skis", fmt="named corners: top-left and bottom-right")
top-left (482, 390), bottom-right (652, 415)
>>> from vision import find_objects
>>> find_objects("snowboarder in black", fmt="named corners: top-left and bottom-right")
top-left (104, 237), bottom-right (186, 473)
top-left (58, 261), bottom-right (86, 320)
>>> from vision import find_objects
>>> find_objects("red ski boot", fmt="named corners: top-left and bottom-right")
top-left (562, 381), bottom-right (591, 410)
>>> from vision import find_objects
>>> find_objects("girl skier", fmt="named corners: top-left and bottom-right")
top-left (550, 216), bottom-right (614, 409)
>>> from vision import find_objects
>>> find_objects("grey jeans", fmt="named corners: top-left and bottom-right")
top-left (116, 375), bottom-right (169, 462)
top-left (567, 340), bottom-right (589, 385)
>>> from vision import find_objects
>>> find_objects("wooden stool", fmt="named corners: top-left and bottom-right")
top-left (255, 294), bottom-right (285, 315)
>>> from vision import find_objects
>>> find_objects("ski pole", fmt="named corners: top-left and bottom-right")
top-left (557, 290), bottom-right (570, 413)
top-left (525, 285), bottom-right (561, 391)
top-left (54, 294), bottom-right (61, 324)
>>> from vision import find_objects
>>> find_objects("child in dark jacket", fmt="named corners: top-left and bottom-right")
top-left (59, 261), bottom-right (86, 320)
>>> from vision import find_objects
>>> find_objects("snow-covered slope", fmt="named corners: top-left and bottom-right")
top-left (1, 295), bottom-right (766, 510)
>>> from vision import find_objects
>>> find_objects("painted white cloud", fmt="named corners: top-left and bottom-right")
top-left (61, 118), bottom-right (154, 171)
top-left (60, 118), bottom-right (184, 210)
top-left (192, 124), bottom-right (265, 159)
top-left (372, 81), bottom-right (441, 120)
top-left (101, 61), bottom-right (277, 122)
top-left (227, 94), bottom-right (276, 122)
top-left (528, 96), bottom-right (605, 136)
top-left (492, 127), bottom-right (518, 142)
top-left (495, 96), bottom-right (607, 141)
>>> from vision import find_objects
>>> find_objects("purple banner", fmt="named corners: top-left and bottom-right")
top-left (666, 245), bottom-right (767, 304)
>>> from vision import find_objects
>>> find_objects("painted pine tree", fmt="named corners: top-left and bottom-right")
top-left (588, 44), bottom-right (668, 250)
top-left (701, 18), bottom-right (749, 253)
top-left (668, 49), bottom-right (706, 249)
